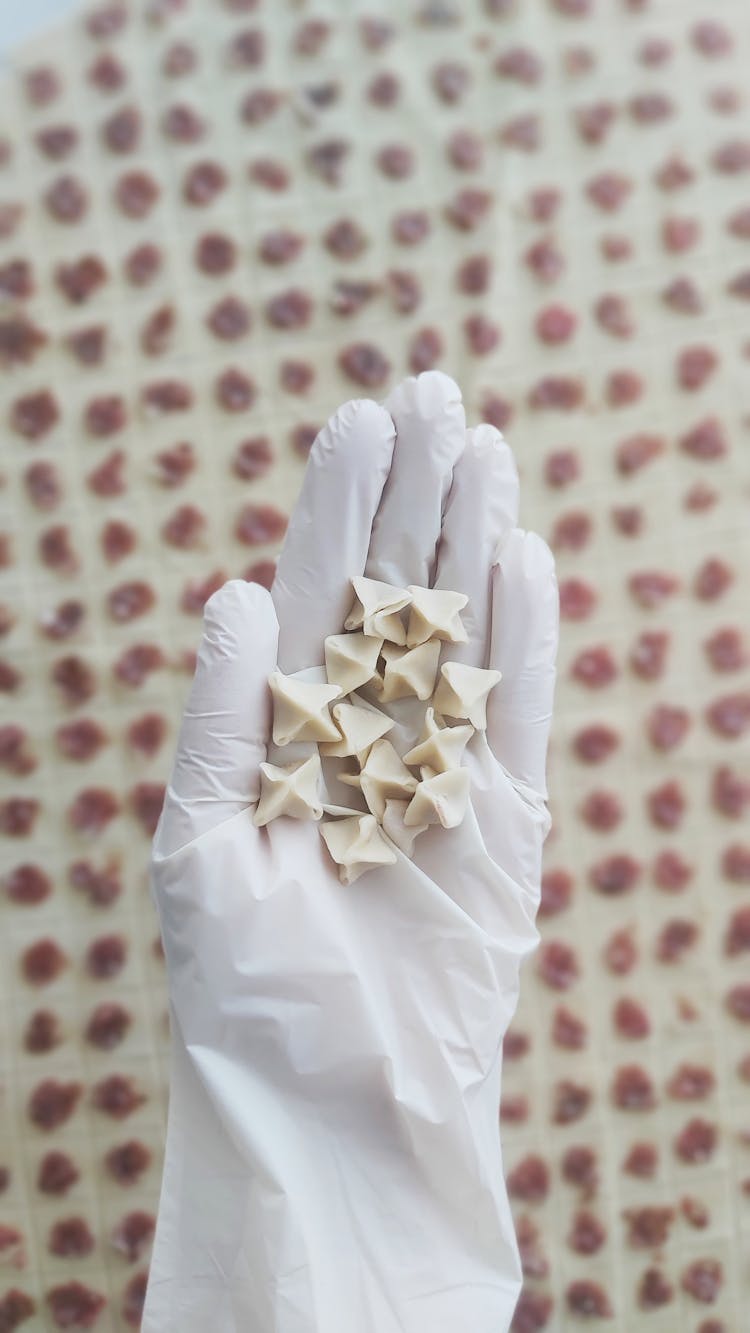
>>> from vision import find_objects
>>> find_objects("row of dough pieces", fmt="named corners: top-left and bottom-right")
top-left (253, 577), bottom-right (502, 883)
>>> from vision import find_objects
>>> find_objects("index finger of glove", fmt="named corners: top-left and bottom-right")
top-left (271, 398), bottom-right (396, 674)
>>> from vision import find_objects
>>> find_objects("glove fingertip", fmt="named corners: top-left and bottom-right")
top-left (203, 576), bottom-right (279, 636)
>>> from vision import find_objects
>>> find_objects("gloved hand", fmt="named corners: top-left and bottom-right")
top-left (142, 373), bottom-right (559, 1333)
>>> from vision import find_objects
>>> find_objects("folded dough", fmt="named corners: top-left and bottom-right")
top-left (403, 768), bottom-right (471, 829)
top-left (262, 581), bottom-right (495, 870)
top-left (269, 670), bottom-right (342, 745)
top-left (344, 576), bottom-right (412, 645)
top-left (372, 639), bottom-right (441, 703)
top-left (324, 630), bottom-right (383, 694)
top-left (339, 738), bottom-right (418, 821)
top-left (405, 585), bottom-right (468, 647)
top-left (253, 753), bottom-right (324, 827)
top-left (319, 696), bottom-right (394, 760)
top-left (402, 705), bottom-right (474, 772)
top-left (432, 661), bottom-right (502, 730)
top-left (381, 797), bottom-right (429, 855)
top-left (319, 810), bottom-right (398, 884)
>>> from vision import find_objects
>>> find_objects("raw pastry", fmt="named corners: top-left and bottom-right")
top-left (253, 753), bottom-right (323, 827)
top-left (344, 576), bottom-right (412, 645)
top-left (403, 768), bottom-right (471, 829)
top-left (405, 586), bottom-right (468, 647)
top-left (318, 811), bottom-right (398, 885)
top-left (339, 738), bottom-right (418, 821)
top-left (323, 630), bottom-right (383, 694)
top-left (372, 640), bottom-right (441, 703)
top-left (264, 578), bottom-right (488, 858)
top-left (381, 798), bottom-right (429, 855)
top-left (318, 696), bottom-right (394, 759)
top-left (268, 669), bottom-right (342, 745)
top-left (402, 706), bottom-right (474, 772)
top-left (432, 662), bottom-right (502, 730)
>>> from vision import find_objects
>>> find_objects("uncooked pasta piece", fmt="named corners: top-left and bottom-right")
top-left (373, 640), bottom-right (441, 703)
top-left (268, 671), bottom-right (341, 745)
top-left (318, 812), bottom-right (397, 885)
top-left (344, 576), bottom-right (412, 644)
top-left (253, 753), bottom-right (323, 827)
top-left (381, 798), bottom-right (428, 854)
top-left (404, 585), bottom-right (468, 647)
top-left (403, 767), bottom-right (470, 829)
top-left (323, 631), bottom-right (382, 694)
top-left (318, 697), bottom-right (394, 760)
top-left (402, 706), bottom-right (474, 772)
top-left (339, 738), bottom-right (417, 822)
top-left (433, 661), bottom-right (502, 729)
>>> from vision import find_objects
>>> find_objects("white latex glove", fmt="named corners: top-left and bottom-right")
top-left (142, 373), bottom-right (558, 1333)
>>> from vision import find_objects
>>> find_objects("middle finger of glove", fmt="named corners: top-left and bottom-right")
top-left (365, 371), bottom-right (466, 589)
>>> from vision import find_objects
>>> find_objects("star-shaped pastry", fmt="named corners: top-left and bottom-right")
top-left (323, 630), bottom-right (383, 694)
top-left (269, 669), bottom-right (342, 745)
top-left (402, 705), bottom-right (474, 772)
top-left (432, 661), bottom-right (502, 730)
top-left (381, 797), bottom-right (428, 855)
top-left (338, 737), bottom-right (418, 821)
top-left (403, 768), bottom-right (470, 829)
top-left (319, 695), bottom-right (394, 759)
top-left (344, 576), bottom-right (412, 645)
top-left (319, 811), bottom-right (397, 884)
top-left (253, 752), bottom-right (323, 827)
top-left (405, 585), bottom-right (468, 647)
top-left (371, 639), bottom-right (441, 703)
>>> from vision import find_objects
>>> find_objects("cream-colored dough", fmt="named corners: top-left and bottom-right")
top-left (324, 630), bottom-right (383, 694)
top-left (318, 696), bottom-right (395, 759)
top-left (432, 662), bottom-right (502, 730)
top-left (403, 768), bottom-right (471, 829)
top-left (344, 576), bottom-right (412, 644)
top-left (402, 705), bottom-right (474, 772)
top-left (318, 810), bottom-right (398, 884)
top-left (269, 669), bottom-right (342, 745)
top-left (266, 588), bottom-right (485, 846)
top-left (253, 753), bottom-right (324, 827)
top-left (405, 586), bottom-right (468, 647)
top-left (339, 737), bottom-right (418, 821)
top-left (372, 639), bottom-right (441, 703)
top-left (381, 797), bottom-right (429, 855)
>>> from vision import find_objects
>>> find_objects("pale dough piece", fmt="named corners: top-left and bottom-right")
top-left (403, 768), bottom-right (471, 829)
top-left (405, 586), bottom-right (468, 648)
top-left (324, 630), bottom-right (383, 694)
top-left (381, 798), bottom-right (429, 855)
top-left (318, 696), bottom-right (394, 759)
top-left (319, 811), bottom-right (398, 884)
top-left (344, 576), bottom-right (412, 645)
top-left (253, 753), bottom-right (324, 827)
top-left (432, 662), bottom-right (502, 730)
top-left (269, 669), bottom-right (342, 745)
top-left (402, 705), bottom-right (474, 772)
top-left (339, 737), bottom-right (418, 821)
top-left (372, 640), bottom-right (441, 703)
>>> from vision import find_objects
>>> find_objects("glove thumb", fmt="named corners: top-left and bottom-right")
top-left (153, 578), bottom-right (279, 858)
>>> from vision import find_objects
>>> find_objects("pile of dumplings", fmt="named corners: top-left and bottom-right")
top-left (254, 577), bottom-right (502, 883)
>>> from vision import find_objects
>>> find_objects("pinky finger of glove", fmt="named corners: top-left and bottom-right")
top-left (152, 578), bottom-right (279, 859)
top-left (485, 528), bottom-right (559, 802)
